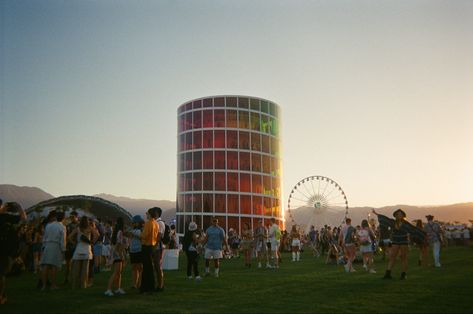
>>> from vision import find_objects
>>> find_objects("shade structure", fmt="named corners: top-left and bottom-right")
top-left (176, 95), bottom-right (283, 235)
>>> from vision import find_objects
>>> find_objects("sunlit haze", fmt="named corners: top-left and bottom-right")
top-left (1, 1), bottom-right (472, 207)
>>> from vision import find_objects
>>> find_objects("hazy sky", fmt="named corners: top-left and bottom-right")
top-left (1, 0), bottom-right (472, 207)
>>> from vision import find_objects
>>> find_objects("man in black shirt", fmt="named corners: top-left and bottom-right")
top-left (0, 201), bottom-right (26, 304)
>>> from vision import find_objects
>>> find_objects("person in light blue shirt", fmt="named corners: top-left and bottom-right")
top-left (202, 218), bottom-right (227, 277)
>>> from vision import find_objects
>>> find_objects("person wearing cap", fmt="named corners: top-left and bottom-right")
top-left (372, 209), bottom-right (425, 280)
top-left (202, 218), bottom-right (227, 277)
top-left (129, 215), bottom-right (144, 289)
top-left (182, 222), bottom-right (202, 281)
top-left (140, 208), bottom-right (159, 293)
top-left (424, 215), bottom-right (443, 267)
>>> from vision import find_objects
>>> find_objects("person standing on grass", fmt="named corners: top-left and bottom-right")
top-left (0, 201), bottom-right (26, 305)
top-left (183, 222), bottom-right (202, 281)
top-left (415, 220), bottom-right (429, 267)
top-left (357, 220), bottom-right (376, 273)
top-left (140, 208), bottom-right (159, 294)
top-left (424, 215), bottom-right (443, 268)
top-left (202, 218), bottom-right (227, 277)
top-left (339, 218), bottom-right (357, 273)
top-left (104, 217), bottom-right (127, 296)
top-left (268, 218), bottom-right (281, 268)
top-left (153, 207), bottom-right (166, 292)
top-left (240, 222), bottom-right (254, 268)
top-left (69, 216), bottom-right (94, 288)
top-left (290, 225), bottom-right (301, 262)
top-left (254, 220), bottom-right (270, 269)
top-left (129, 215), bottom-right (144, 289)
top-left (373, 209), bottom-right (425, 280)
top-left (64, 211), bottom-right (79, 284)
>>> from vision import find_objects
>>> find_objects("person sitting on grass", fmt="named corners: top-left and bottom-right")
top-left (372, 209), bottom-right (425, 280)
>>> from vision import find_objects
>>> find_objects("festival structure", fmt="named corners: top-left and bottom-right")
top-left (176, 95), bottom-right (283, 235)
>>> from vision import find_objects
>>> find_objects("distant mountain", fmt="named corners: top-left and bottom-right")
top-left (289, 203), bottom-right (473, 231)
top-left (0, 184), bottom-right (54, 209)
top-left (94, 193), bottom-right (176, 222)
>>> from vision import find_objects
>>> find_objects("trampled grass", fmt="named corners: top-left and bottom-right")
top-left (2, 246), bottom-right (472, 313)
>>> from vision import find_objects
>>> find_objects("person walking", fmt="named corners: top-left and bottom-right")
top-left (357, 220), bottom-right (376, 273)
top-left (290, 225), bottom-right (301, 262)
top-left (373, 209), bottom-right (425, 280)
top-left (340, 218), bottom-right (357, 273)
top-left (424, 215), bottom-right (443, 268)
top-left (202, 218), bottom-right (227, 277)
top-left (40, 210), bottom-right (66, 290)
top-left (140, 208), bottom-right (159, 294)
top-left (183, 222), bottom-right (202, 281)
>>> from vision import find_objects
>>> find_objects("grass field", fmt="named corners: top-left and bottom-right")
top-left (2, 246), bottom-right (472, 313)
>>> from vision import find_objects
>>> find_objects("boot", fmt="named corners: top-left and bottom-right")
top-left (400, 272), bottom-right (407, 280)
top-left (383, 270), bottom-right (392, 279)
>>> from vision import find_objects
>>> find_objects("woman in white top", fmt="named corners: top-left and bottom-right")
top-left (69, 216), bottom-right (96, 288)
top-left (357, 220), bottom-right (376, 273)
top-left (290, 225), bottom-right (301, 262)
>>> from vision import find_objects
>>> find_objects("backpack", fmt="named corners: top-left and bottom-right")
top-left (161, 224), bottom-right (171, 245)
top-left (344, 226), bottom-right (356, 244)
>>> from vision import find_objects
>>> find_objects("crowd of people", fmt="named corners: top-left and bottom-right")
top-left (1, 196), bottom-right (472, 305)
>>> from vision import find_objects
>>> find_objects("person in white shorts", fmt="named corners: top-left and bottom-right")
top-left (268, 218), bottom-right (281, 268)
top-left (290, 225), bottom-right (301, 262)
top-left (202, 218), bottom-right (227, 277)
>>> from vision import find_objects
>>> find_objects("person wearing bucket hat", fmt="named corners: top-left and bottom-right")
top-left (182, 222), bottom-right (202, 281)
top-left (424, 214), bottom-right (443, 267)
top-left (372, 208), bottom-right (426, 280)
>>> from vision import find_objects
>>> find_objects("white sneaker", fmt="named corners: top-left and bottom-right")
top-left (188, 276), bottom-right (193, 280)
top-left (266, 264), bottom-right (273, 269)
top-left (195, 276), bottom-right (202, 282)
top-left (350, 268), bottom-right (356, 273)
top-left (104, 290), bottom-right (114, 297)
top-left (435, 263), bottom-right (441, 268)
top-left (114, 288), bottom-right (126, 295)
top-left (369, 269), bottom-right (377, 274)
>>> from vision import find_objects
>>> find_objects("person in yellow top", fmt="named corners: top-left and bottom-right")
top-left (140, 207), bottom-right (159, 293)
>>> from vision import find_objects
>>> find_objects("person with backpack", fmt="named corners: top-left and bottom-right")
top-left (0, 201), bottom-right (26, 305)
top-left (339, 218), bottom-right (357, 273)
top-left (182, 222), bottom-right (202, 281)
top-left (357, 219), bottom-right (376, 273)
top-left (268, 218), bottom-right (281, 268)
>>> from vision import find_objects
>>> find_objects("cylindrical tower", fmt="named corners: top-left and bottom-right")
top-left (176, 95), bottom-right (283, 235)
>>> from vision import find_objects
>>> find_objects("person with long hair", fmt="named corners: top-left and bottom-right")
top-left (129, 215), bottom-right (144, 289)
top-left (69, 216), bottom-right (93, 288)
top-left (104, 217), bottom-right (127, 296)
top-left (240, 222), bottom-right (254, 267)
top-left (40, 210), bottom-right (66, 290)
top-left (183, 222), bottom-right (202, 281)
top-left (358, 219), bottom-right (376, 273)
top-left (415, 220), bottom-right (429, 267)
top-left (373, 209), bottom-right (425, 280)
top-left (290, 225), bottom-right (301, 262)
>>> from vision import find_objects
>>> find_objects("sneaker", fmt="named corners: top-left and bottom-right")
top-left (266, 264), bottom-right (273, 269)
top-left (349, 268), bottom-right (356, 273)
top-left (114, 288), bottom-right (126, 295)
top-left (195, 276), bottom-right (202, 282)
top-left (188, 276), bottom-right (193, 280)
top-left (104, 290), bottom-right (114, 297)
top-left (400, 272), bottom-right (407, 280)
top-left (369, 269), bottom-right (377, 274)
top-left (435, 263), bottom-right (441, 268)
top-left (383, 271), bottom-right (392, 279)
top-left (258, 263), bottom-right (262, 268)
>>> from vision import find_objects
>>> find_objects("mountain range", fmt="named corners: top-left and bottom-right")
top-left (1, 184), bottom-right (472, 227)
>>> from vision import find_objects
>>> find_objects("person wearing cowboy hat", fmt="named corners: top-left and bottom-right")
top-left (372, 208), bottom-right (426, 280)
top-left (424, 214), bottom-right (443, 267)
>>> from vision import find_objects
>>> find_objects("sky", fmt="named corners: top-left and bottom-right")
top-left (1, 0), bottom-right (472, 207)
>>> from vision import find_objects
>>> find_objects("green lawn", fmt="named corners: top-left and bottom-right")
top-left (3, 246), bottom-right (472, 313)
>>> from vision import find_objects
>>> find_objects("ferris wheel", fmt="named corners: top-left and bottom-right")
top-left (287, 175), bottom-right (349, 231)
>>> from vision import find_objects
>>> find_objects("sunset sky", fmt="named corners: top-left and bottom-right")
top-left (2, 1), bottom-right (472, 207)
